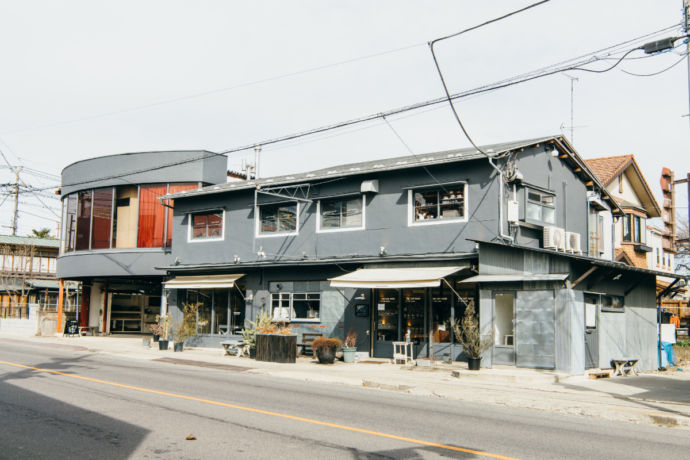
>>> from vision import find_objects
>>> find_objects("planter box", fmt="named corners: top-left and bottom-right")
top-left (255, 333), bottom-right (297, 363)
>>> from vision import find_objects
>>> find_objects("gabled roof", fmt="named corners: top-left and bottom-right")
top-left (0, 235), bottom-right (59, 248)
top-left (585, 154), bottom-right (661, 218)
top-left (165, 135), bottom-right (621, 214)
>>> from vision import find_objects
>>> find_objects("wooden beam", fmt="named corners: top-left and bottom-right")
top-left (585, 181), bottom-right (593, 187)
top-left (570, 266), bottom-right (598, 289)
top-left (559, 154), bottom-right (568, 159)
top-left (587, 270), bottom-right (610, 290)
top-left (573, 167), bottom-right (581, 173)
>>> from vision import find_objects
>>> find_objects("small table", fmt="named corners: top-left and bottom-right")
top-left (221, 339), bottom-right (246, 357)
top-left (612, 358), bottom-right (639, 377)
top-left (392, 341), bottom-right (413, 364)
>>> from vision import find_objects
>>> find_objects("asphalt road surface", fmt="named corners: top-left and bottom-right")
top-left (1, 339), bottom-right (688, 460)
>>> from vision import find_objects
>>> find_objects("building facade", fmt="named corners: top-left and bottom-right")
top-left (160, 136), bottom-right (680, 372)
top-left (57, 150), bottom-right (227, 334)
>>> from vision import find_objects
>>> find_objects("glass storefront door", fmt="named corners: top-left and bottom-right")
top-left (430, 286), bottom-right (452, 359)
top-left (374, 289), bottom-right (399, 358)
top-left (402, 288), bottom-right (426, 358)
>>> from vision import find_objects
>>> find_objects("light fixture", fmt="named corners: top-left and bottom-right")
top-left (613, 274), bottom-right (622, 281)
top-left (379, 246), bottom-right (386, 256)
top-left (233, 255), bottom-right (240, 264)
top-left (257, 247), bottom-right (266, 258)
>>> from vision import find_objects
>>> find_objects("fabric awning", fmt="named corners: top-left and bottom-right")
top-left (328, 266), bottom-right (465, 289)
top-left (164, 274), bottom-right (244, 289)
top-left (458, 273), bottom-right (569, 283)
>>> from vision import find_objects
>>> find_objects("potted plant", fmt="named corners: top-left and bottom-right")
top-left (155, 314), bottom-right (170, 350)
top-left (149, 322), bottom-right (164, 342)
top-left (342, 329), bottom-right (357, 363)
top-left (452, 304), bottom-right (491, 370)
top-left (173, 302), bottom-right (201, 352)
top-left (312, 337), bottom-right (342, 364)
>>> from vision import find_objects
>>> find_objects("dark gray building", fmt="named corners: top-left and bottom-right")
top-left (57, 150), bottom-right (227, 334)
top-left (160, 135), bottom-right (684, 372)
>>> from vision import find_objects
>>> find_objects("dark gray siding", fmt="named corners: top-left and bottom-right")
top-left (61, 150), bottom-right (227, 195)
top-left (57, 249), bottom-right (171, 278)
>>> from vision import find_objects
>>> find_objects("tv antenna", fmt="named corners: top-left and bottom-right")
top-left (562, 73), bottom-right (579, 144)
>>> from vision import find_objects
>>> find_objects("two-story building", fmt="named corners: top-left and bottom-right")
top-left (56, 150), bottom-right (227, 334)
top-left (158, 135), bottom-right (684, 373)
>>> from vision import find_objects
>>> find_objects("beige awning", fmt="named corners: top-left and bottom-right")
top-left (328, 266), bottom-right (465, 289)
top-left (458, 273), bottom-right (569, 283)
top-left (164, 274), bottom-right (244, 289)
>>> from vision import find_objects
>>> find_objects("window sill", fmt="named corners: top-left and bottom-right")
top-left (188, 237), bottom-right (224, 243)
top-left (316, 226), bottom-right (364, 234)
top-left (256, 232), bottom-right (298, 238)
top-left (289, 319), bottom-right (321, 323)
top-left (601, 307), bottom-right (625, 313)
top-left (409, 217), bottom-right (467, 227)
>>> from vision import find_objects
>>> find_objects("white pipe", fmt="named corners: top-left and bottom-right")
top-left (487, 157), bottom-right (513, 242)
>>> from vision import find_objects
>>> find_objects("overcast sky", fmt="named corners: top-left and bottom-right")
top-left (1, 1), bottom-right (689, 236)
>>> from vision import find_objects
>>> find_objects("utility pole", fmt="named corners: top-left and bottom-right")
top-left (561, 74), bottom-right (578, 144)
top-left (10, 167), bottom-right (21, 236)
top-left (685, 0), bottom-right (690, 130)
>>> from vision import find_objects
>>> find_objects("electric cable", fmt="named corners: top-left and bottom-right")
top-left (25, 24), bottom-right (685, 191)
top-left (428, 0), bottom-right (552, 157)
top-left (621, 53), bottom-right (688, 77)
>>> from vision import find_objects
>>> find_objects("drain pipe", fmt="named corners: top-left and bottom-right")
top-left (487, 156), bottom-right (513, 242)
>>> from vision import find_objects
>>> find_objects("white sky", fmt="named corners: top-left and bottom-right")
top-left (1, 0), bottom-right (689, 236)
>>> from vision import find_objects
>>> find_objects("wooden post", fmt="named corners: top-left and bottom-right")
top-left (57, 279), bottom-right (64, 335)
top-left (102, 282), bottom-right (109, 334)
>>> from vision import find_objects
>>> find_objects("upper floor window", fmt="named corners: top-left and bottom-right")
top-left (189, 210), bottom-right (224, 241)
top-left (526, 189), bottom-right (555, 224)
top-left (317, 196), bottom-right (364, 232)
top-left (622, 214), bottom-right (645, 244)
top-left (410, 185), bottom-right (467, 225)
top-left (60, 183), bottom-right (198, 253)
top-left (271, 292), bottom-right (320, 321)
top-left (258, 203), bottom-right (298, 236)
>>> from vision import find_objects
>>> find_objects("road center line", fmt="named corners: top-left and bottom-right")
top-left (0, 359), bottom-right (519, 460)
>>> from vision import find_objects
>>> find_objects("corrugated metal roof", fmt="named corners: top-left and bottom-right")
top-left (459, 273), bottom-right (569, 283)
top-left (0, 235), bottom-right (59, 248)
top-left (164, 136), bottom-right (560, 200)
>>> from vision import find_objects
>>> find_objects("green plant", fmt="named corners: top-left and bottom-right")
top-left (175, 302), bottom-right (201, 342)
top-left (154, 314), bottom-right (170, 341)
top-left (149, 322), bottom-right (165, 336)
top-left (312, 337), bottom-right (342, 355)
top-left (240, 309), bottom-right (292, 349)
top-left (452, 305), bottom-right (492, 359)
top-left (344, 329), bottom-right (357, 348)
top-left (676, 339), bottom-right (690, 348)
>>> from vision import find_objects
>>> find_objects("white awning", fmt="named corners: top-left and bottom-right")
top-left (164, 274), bottom-right (245, 289)
top-left (328, 266), bottom-right (465, 289)
top-left (458, 273), bottom-right (569, 283)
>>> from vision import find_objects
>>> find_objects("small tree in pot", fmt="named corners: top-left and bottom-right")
top-left (312, 337), bottom-right (342, 364)
top-left (154, 314), bottom-right (170, 350)
top-left (173, 302), bottom-right (201, 352)
top-left (452, 304), bottom-right (491, 370)
top-left (342, 329), bottom-right (357, 363)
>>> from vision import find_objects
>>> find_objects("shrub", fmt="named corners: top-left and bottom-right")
top-left (452, 304), bottom-right (492, 359)
top-left (675, 339), bottom-right (690, 348)
top-left (344, 329), bottom-right (357, 348)
top-left (312, 337), bottom-right (342, 355)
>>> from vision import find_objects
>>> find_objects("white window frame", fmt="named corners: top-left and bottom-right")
top-left (407, 183), bottom-right (468, 227)
top-left (316, 195), bottom-right (365, 233)
top-left (525, 187), bottom-right (556, 225)
top-left (187, 209), bottom-right (225, 243)
top-left (256, 202), bottom-right (300, 238)
top-left (270, 292), bottom-right (321, 322)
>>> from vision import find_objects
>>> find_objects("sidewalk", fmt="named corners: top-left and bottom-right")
top-left (4, 333), bottom-right (690, 430)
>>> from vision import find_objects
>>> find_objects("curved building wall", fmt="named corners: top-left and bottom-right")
top-left (57, 150), bottom-right (227, 279)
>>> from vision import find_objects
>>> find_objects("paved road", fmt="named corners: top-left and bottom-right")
top-left (1, 340), bottom-right (688, 460)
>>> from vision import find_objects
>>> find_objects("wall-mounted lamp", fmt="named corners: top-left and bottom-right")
top-left (233, 255), bottom-right (241, 264)
top-left (257, 247), bottom-right (266, 258)
top-left (612, 274), bottom-right (622, 281)
top-left (379, 246), bottom-right (386, 256)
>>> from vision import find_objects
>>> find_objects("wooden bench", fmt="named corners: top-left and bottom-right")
top-left (297, 333), bottom-right (322, 356)
top-left (611, 358), bottom-right (639, 377)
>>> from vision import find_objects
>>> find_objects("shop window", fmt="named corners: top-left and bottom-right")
top-left (526, 188), bottom-right (555, 224)
top-left (318, 196), bottom-right (363, 231)
top-left (91, 188), bottom-right (113, 249)
top-left (271, 292), bottom-right (320, 321)
top-left (62, 194), bottom-right (77, 252)
top-left (259, 203), bottom-right (298, 235)
top-left (112, 186), bottom-right (139, 248)
top-left (138, 184), bottom-right (168, 248)
top-left (75, 190), bottom-right (92, 251)
top-left (494, 292), bottom-right (515, 346)
top-left (403, 289), bottom-right (425, 344)
top-left (189, 210), bottom-right (224, 241)
top-left (375, 290), bottom-right (399, 342)
top-left (431, 287), bottom-right (452, 344)
top-left (411, 186), bottom-right (466, 223)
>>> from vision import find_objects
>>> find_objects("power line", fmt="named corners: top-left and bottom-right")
top-left (28, 24), bottom-right (684, 192)
top-left (621, 53), bottom-right (688, 77)
top-left (0, 42), bottom-right (427, 137)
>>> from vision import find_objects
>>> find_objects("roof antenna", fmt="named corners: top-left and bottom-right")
top-left (562, 73), bottom-right (578, 144)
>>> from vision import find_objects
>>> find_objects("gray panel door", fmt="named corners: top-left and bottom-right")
top-left (516, 290), bottom-right (555, 369)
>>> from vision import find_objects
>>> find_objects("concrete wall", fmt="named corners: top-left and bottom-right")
top-left (0, 305), bottom-right (39, 337)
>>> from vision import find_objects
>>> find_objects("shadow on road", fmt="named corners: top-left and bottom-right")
top-left (0, 355), bottom-right (149, 459)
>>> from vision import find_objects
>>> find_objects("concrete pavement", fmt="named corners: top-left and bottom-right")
top-left (3, 333), bottom-right (689, 430)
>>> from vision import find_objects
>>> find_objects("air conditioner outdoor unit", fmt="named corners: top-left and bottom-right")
top-left (543, 226), bottom-right (566, 251)
top-left (565, 231), bottom-right (582, 254)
